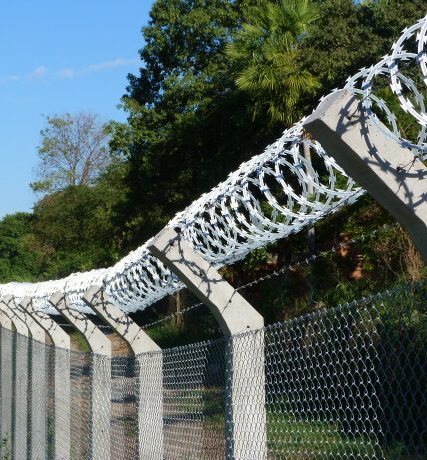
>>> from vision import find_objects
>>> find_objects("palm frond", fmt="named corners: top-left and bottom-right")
top-left (226, 0), bottom-right (320, 125)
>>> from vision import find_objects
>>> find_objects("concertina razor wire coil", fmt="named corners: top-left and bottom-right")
top-left (0, 15), bottom-right (426, 314)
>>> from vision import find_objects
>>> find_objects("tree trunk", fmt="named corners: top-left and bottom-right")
top-left (168, 291), bottom-right (184, 328)
top-left (303, 140), bottom-right (316, 255)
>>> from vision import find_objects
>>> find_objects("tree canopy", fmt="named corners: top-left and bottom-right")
top-left (227, 0), bottom-right (320, 124)
top-left (0, 212), bottom-right (49, 283)
top-left (0, 0), bottom-right (425, 331)
top-left (31, 112), bottom-right (111, 194)
top-left (109, 0), bottom-right (273, 248)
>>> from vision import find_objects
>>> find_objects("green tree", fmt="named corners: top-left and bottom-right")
top-left (0, 213), bottom-right (40, 282)
top-left (301, 0), bottom-right (425, 99)
top-left (32, 112), bottom-right (111, 194)
top-left (301, 0), bottom-right (382, 96)
top-left (110, 0), bottom-right (273, 249)
top-left (226, 0), bottom-right (320, 124)
top-left (369, 0), bottom-right (427, 46)
top-left (301, 0), bottom-right (426, 147)
top-left (31, 173), bottom-right (125, 278)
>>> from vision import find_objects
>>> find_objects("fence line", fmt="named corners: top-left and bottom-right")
top-left (1, 15), bottom-right (426, 314)
top-left (138, 223), bottom-right (398, 331)
top-left (0, 281), bottom-right (425, 459)
top-left (0, 14), bottom-right (426, 460)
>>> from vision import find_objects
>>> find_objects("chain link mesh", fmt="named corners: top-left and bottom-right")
top-left (0, 281), bottom-right (426, 459)
top-left (28, 337), bottom-right (49, 459)
top-left (111, 355), bottom-right (138, 459)
top-left (0, 327), bottom-right (14, 458)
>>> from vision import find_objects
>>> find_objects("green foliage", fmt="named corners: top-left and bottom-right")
top-left (0, 160), bottom-right (126, 282)
top-left (302, 0), bottom-right (383, 96)
top-left (0, 213), bottom-right (41, 283)
top-left (110, 0), bottom-right (274, 249)
top-left (32, 112), bottom-right (111, 194)
top-left (30, 181), bottom-right (123, 278)
top-left (144, 305), bottom-right (221, 348)
top-left (302, 0), bottom-right (426, 100)
top-left (368, 0), bottom-right (427, 44)
top-left (0, 434), bottom-right (11, 459)
top-left (227, 0), bottom-right (321, 124)
top-left (267, 414), bottom-right (379, 458)
top-left (70, 330), bottom-right (91, 353)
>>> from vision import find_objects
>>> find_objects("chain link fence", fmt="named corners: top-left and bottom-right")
top-left (0, 282), bottom-right (426, 459)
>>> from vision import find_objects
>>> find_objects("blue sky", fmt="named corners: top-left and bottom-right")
top-left (0, 0), bottom-right (154, 218)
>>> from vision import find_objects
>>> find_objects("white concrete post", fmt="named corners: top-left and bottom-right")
top-left (304, 89), bottom-right (427, 264)
top-left (0, 296), bottom-right (29, 460)
top-left (24, 298), bottom-right (70, 348)
top-left (83, 286), bottom-right (164, 460)
top-left (0, 305), bottom-right (13, 457)
top-left (14, 299), bottom-right (46, 343)
top-left (148, 228), bottom-right (267, 460)
top-left (24, 298), bottom-right (72, 460)
top-left (49, 292), bottom-right (112, 460)
top-left (15, 298), bottom-right (47, 460)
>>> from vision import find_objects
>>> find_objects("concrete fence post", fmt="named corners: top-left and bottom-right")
top-left (15, 298), bottom-right (47, 460)
top-left (24, 298), bottom-right (72, 460)
top-left (148, 228), bottom-right (267, 460)
top-left (0, 296), bottom-right (30, 460)
top-left (49, 292), bottom-right (112, 460)
top-left (0, 305), bottom-right (13, 456)
top-left (304, 89), bottom-right (427, 264)
top-left (83, 286), bottom-right (164, 460)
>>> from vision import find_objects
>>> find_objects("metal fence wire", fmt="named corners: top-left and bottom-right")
top-left (0, 282), bottom-right (426, 459)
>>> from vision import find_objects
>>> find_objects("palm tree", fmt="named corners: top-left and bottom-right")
top-left (226, 0), bottom-right (320, 125)
top-left (227, 0), bottom-right (320, 257)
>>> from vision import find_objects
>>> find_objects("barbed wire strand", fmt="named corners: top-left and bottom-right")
top-left (140, 222), bottom-right (399, 330)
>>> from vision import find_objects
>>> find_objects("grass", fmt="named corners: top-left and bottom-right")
top-left (163, 387), bottom-right (425, 459)
top-left (70, 330), bottom-right (90, 352)
top-left (0, 435), bottom-right (11, 460)
top-left (267, 413), bottom-right (378, 459)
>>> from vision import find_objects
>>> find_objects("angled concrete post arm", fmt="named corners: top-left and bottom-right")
top-left (49, 291), bottom-right (111, 356)
top-left (23, 297), bottom-right (71, 349)
top-left (304, 89), bottom-right (427, 263)
top-left (148, 227), bottom-right (267, 460)
top-left (0, 295), bottom-right (29, 336)
top-left (82, 285), bottom-right (164, 460)
top-left (15, 298), bottom-right (46, 343)
top-left (82, 286), bottom-right (160, 353)
top-left (0, 299), bottom-right (13, 331)
top-left (148, 227), bottom-right (264, 335)
top-left (49, 291), bottom-right (111, 460)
